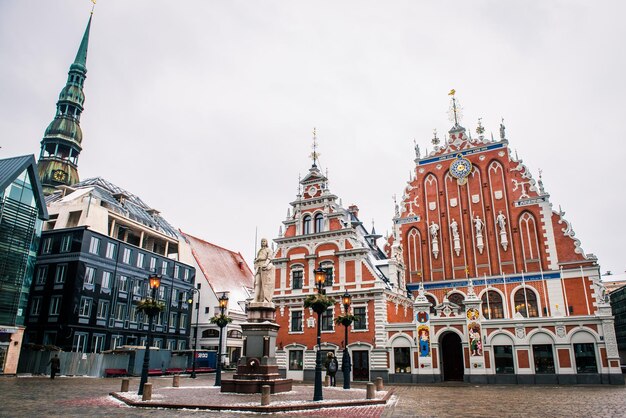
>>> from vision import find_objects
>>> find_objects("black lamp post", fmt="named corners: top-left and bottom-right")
top-left (214, 292), bottom-right (229, 387)
top-left (341, 292), bottom-right (352, 389)
top-left (187, 287), bottom-right (200, 378)
top-left (313, 266), bottom-right (327, 401)
top-left (138, 273), bottom-right (161, 396)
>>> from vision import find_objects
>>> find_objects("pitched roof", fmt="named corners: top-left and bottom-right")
top-left (0, 154), bottom-right (48, 219)
top-left (181, 231), bottom-right (253, 312)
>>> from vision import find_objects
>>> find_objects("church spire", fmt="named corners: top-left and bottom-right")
top-left (38, 13), bottom-right (93, 194)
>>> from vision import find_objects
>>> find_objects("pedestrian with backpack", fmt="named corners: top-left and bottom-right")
top-left (325, 352), bottom-right (338, 387)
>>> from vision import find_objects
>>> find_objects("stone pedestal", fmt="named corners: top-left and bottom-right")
top-left (221, 303), bottom-right (293, 394)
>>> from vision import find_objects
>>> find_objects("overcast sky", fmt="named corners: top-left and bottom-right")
top-left (1, 0), bottom-right (624, 276)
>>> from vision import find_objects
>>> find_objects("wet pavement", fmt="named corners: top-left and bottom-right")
top-left (0, 373), bottom-right (624, 417)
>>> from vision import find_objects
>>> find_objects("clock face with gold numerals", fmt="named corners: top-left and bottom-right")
top-left (450, 155), bottom-right (472, 179)
top-left (52, 169), bottom-right (67, 182)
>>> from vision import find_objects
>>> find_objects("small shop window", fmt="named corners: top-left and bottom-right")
top-left (574, 343), bottom-right (598, 374)
top-left (289, 350), bottom-right (303, 370)
top-left (393, 347), bottom-right (411, 373)
top-left (494, 345), bottom-right (515, 374)
top-left (533, 344), bottom-right (555, 374)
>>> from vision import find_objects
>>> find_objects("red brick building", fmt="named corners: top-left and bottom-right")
top-left (274, 99), bottom-right (623, 385)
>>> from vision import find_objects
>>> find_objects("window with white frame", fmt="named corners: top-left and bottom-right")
top-left (101, 271), bottom-right (112, 290)
top-left (111, 335), bottom-right (123, 349)
top-left (290, 309), bottom-right (303, 332)
top-left (136, 252), bottom-right (145, 268)
top-left (321, 307), bottom-right (334, 331)
top-left (105, 242), bottom-right (116, 259)
top-left (291, 268), bottom-right (303, 290)
top-left (49, 296), bottom-right (62, 316)
top-left (168, 340), bottom-right (176, 351)
top-left (92, 334), bottom-right (105, 353)
top-left (118, 275), bottom-right (128, 292)
top-left (132, 279), bottom-right (142, 295)
top-left (41, 237), bottom-right (52, 254)
top-left (180, 313), bottom-right (187, 329)
top-left (353, 306), bottom-right (367, 330)
top-left (129, 305), bottom-right (138, 322)
top-left (158, 286), bottom-right (167, 300)
top-left (183, 268), bottom-right (190, 281)
top-left (36, 266), bottom-right (48, 285)
top-left (170, 312), bottom-right (178, 328)
top-left (84, 266), bottom-right (96, 286)
top-left (73, 332), bottom-right (88, 352)
top-left (114, 303), bottom-right (126, 321)
top-left (89, 236), bottom-right (100, 254)
top-left (54, 264), bottom-right (67, 284)
top-left (289, 350), bottom-right (304, 370)
top-left (96, 300), bottom-right (109, 319)
top-left (149, 257), bottom-right (157, 271)
top-left (321, 263), bottom-right (333, 287)
top-left (314, 213), bottom-right (324, 233)
top-left (30, 297), bottom-right (42, 316)
top-left (122, 247), bottom-right (132, 264)
top-left (174, 265), bottom-right (180, 279)
top-left (78, 298), bottom-right (92, 317)
top-left (161, 260), bottom-right (169, 275)
top-left (60, 235), bottom-right (72, 252)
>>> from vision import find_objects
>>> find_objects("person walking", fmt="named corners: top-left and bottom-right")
top-left (325, 352), bottom-right (338, 387)
top-left (48, 354), bottom-right (61, 379)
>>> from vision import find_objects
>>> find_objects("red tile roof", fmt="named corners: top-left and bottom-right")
top-left (181, 231), bottom-right (253, 312)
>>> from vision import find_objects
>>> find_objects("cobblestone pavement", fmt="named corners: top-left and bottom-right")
top-left (0, 374), bottom-right (624, 417)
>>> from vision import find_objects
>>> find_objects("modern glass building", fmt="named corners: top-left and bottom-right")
top-left (0, 155), bottom-right (48, 374)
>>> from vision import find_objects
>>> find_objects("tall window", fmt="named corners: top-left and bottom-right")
top-left (291, 310), bottom-right (303, 332)
top-left (36, 266), bottom-right (48, 285)
top-left (533, 344), bottom-right (555, 374)
top-left (494, 345), bottom-right (515, 374)
top-left (161, 261), bottom-right (169, 275)
top-left (314, 213), bottom-right (324, 233)
top-left (289, 350), bottom-right (303, 370)
top-left (482, 290), bottom-right (504, 319)
top-left (149, 257), bottom-right (157, 271)
top-left (96, 300), bottom-right (109, 319)
top-left (54, 265), bottom-right (67, 284)
top-left (292, 270), bottom-right (303, 290)
top-left (122, 247), bottom-right (132, 264)
top-left (132, 279), bottom-right (142, 295)
top-left (92, 334), bottom-right (105, 353)
top-left (101, 271), bottom-right (112, 290)
top-left (394, 347), bottom-right (411, 374)
top-left (60, 235), bottom-right (72, 252)
top-left (514, 287), bottom-right (539, 318)
top-left (89, 237), bottom-right (100, 254)
top-left (49, 296), bottom-right (62, 316)
top-left (30, 297), bottom-right (42, 316)
top-left (111, 335), bottom-right (123, 349)
top-left (136, 252), bottom-right (145, 268)
top-left (73, 333), bottom-right (88, 352)
top-left (78, 298), bottom-right (92, 317)
top-left (114, 304), bottom-right (126, 321)
top-left (41, 237), bottom-right (52, 254)
top-left (321, 307), bottom-right (334, 331)
top-left (302, 215), bottom-right (311, 235)
top-left (353, 306), bottom-right (367, 330)
top-left (183, 268), bottom-right (190, 281)
top-left (84, 266), bottom-right (96, 286)
top-left (322, 265), bottom-right (333, 287)
top-left (574, 343), bottom-right (598, 374)
top-left (118, 276), bottom-right (128, 292)
top-left (105, 242), bottom-right (116, 259)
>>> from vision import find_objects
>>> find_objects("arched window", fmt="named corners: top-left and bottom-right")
top-left (314, 213), bottom-right (324, 233)
top-left (227, 330), bottom-right (242, 339)
top-left (425, 295), bottom-right (437, 314)
top-left (481, 290), bottom-right (504, 319)
top-left (514, 287), bottom-right (539, 318)
top-left (447, 292), bottom-right (465, 314)
top-left (201, 329), bottom-right (219, 338)
top-left (302, 215), bottom-right (311, 235)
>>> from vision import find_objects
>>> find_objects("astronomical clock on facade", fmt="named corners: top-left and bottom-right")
top-left (273, 95), bottom-right (623, 385)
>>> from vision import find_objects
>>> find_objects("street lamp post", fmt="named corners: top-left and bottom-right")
top-left (313, 266), bottom-right (327, 402)
top-left (341, 292), bottom-right (352, 390)
top-left (214, 292), bottom-right (229, 386)
top-left (138, 273), bottom-right (161, 396)
top-left (187, 286), bottom-right (200, 378)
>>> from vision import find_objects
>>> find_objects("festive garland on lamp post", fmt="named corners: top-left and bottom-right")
top-left (304, 293), bottom-right (336, 314)
top-left (209, 314), bottom-right (233, 328)
top-left (334, 314), bottom-right (358, 327)
top-left (136, 299), bottom-right (165, 317)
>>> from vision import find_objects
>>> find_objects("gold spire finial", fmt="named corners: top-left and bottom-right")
top-left (310, 127), bottom-right (320, 167)
top-left (90, 0), bottom-right (96, 14)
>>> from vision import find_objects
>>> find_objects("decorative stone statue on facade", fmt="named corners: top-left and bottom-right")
top-left (429, 221), bottom-right (440, 259)
top-left (253, 238), bottom-right (275, 305)
top-left (496, 210), bottom-right (509, 251)
top-left (473, 215), bottom-right (485, 254)
top-left (450, 218), bottom-right (461, 256)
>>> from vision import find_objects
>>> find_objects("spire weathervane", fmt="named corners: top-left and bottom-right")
top-left (91, 0), bottom-right (96, 14)
top-left (310, 127), bottom-right (320, 167)
top-left (448, 89), bottom-right (462, 127)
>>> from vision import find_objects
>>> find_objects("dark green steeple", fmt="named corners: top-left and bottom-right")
top-left (38, 14), bottom-right (93, 195)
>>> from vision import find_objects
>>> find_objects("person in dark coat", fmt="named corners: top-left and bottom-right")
top-left (325, 352), bottom-right (338, 387)
top-left (48, 354), bottom-right (61, 379)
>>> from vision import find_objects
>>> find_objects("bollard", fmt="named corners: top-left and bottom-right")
top-left (120, 378), bottom-right (129, 392)
top-left (172, 374), bottom-right (180, 388)
top-left (366, 382), bottom-right (375, 400)
top-left (261, 385), bottom-right (271, 406)
top-left (142, 383), bottom-right (152, 401)
top-left (375, 377), bottom-right (384, 391)
top-left (324, 375), bottom-right (330, 387)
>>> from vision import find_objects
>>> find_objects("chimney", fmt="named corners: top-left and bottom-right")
top-left (348, 204), bottom-right (359, 218)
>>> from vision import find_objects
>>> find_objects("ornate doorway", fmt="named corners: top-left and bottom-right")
top-left (440, 332), bottom-right (464, 381)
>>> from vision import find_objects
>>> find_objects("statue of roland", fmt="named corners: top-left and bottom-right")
top-left (253, 238), bottom-right (275, 304)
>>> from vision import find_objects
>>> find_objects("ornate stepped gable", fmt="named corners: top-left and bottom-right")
top-left (392, 95), bottom-right (595, 289)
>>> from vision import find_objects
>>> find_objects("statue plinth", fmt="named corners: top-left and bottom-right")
top-left (220, 302), bottom-right (292, 394)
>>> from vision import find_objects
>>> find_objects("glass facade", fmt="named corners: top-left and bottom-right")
top-left (0, 168), bottom-right (43, 326)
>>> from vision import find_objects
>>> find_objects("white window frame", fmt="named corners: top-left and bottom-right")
top-left (60, 235), bottom-right (72, 252)
top-left (122, 247), bottom-right (132, 264)
top-left (84, 266), bottom-right (95, 285)
top-left (41, 237), bottom-right (52, 254)
top-left (105, 242), bottom-right (116, 259)
top-left (118, 275), bottom-right (129, 292)
top-left (54, 264), bottom-right (67, 284)
top-left (96, 300), bottom-right (108, 319)
top-left (101, 271), bottom-right (112, 290)
top-left (49, 296), bottom-right (62, 316)
top-left (289, 308), bottom-right (304, 334)
top-left (136, 252), bottom-right (145, 268)
top-left (30, 297), bottom-right (42, 316)
top-left (79, 298), bottom-right (92, 317)
top-left (36, 266), bottom-right (48, 285)
top-left (89, 237), bottom-right (100, 254)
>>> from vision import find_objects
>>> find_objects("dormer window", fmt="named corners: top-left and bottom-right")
top-left (314, 213), bottom-right (324, 233)
top-left (303, 215), bottom-right (311, 235)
